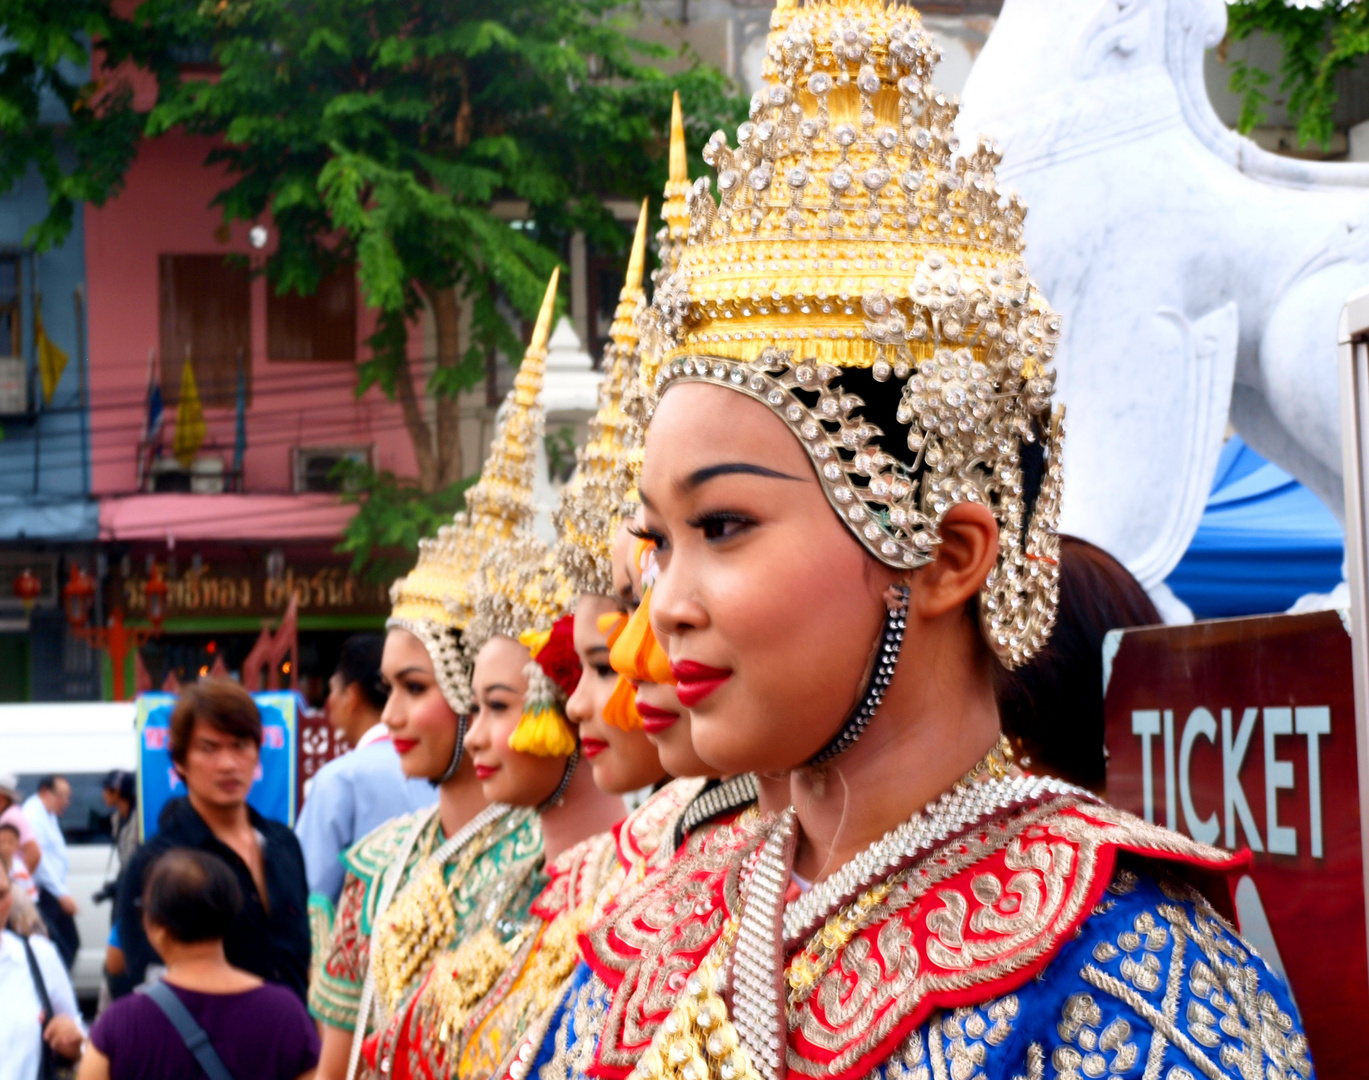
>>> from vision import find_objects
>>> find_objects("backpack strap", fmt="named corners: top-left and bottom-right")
top-left (19, 935), bottom-right (57, 1080)
top-left (142, 980), bottom-right (237, 1080)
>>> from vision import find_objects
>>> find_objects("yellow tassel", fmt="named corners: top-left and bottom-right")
top-left (509, 704), bottom-right (578, 757)
top-left (518, 627), bottom-right (553, 659)
top-left (603, 674), bottom-right (644, 731)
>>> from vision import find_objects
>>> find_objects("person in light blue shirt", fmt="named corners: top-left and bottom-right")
top-left (22, 777), bottom-right (78, 969)
top-left (295, 635), bottom-right (434, 972)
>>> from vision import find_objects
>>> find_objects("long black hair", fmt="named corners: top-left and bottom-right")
top-left (995, 536), bottom-right (1161, 791)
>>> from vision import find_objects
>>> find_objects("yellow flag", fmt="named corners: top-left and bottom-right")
top-left (173, 357), bottom-right (206, 468)
top-left (36, 307), bottom-right (69, 405)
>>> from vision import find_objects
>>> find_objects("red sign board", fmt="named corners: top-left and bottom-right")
top-left (1104, 610), bottom-right (1366, 1079)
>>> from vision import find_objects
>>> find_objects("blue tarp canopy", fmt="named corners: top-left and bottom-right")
top-left (1165, 437), bottom-right (1343, 619)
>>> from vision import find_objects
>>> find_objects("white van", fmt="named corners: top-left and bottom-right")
top-left (0, 702), bottom-right (138, 997)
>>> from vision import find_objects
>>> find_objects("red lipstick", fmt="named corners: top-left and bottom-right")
top-left (581, 737), bottom-right (610, 759)
top-left (392, 738), bottom-right (418, 755)
top-left (670, 660), bottom-right (731, 708)
top-left (636, 701), bottom-right (680, 735)
top-left (474, 763), bottom-right (499, 780)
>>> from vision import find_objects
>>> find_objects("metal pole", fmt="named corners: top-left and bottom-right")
top-left (1336, 286), bottom-right (1369, 1011)
top-left (74, 286), bottom-right (89, 497)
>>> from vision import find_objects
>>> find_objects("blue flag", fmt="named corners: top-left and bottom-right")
top-left (232, 355), bottom-right (246, 479)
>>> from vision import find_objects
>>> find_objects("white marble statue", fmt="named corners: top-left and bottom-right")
top-left (957, 0), bottom-right (1369, 618)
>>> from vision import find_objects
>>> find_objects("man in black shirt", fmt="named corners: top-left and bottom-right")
top-left (113, 680), bottom-right (310, 1001)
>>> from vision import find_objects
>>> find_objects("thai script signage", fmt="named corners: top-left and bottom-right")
top-left (111, 560), bottom-right (388, 620)
top-left (1104, 610), bottom-right (1365, 1080)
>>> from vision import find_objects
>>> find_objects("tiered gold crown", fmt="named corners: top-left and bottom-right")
top-left (388, 269), bottom-right (561, 711)
top-left (553, 202), bottom-right (651, 597)
top-left (647, 0), bottom-right (1064, 667)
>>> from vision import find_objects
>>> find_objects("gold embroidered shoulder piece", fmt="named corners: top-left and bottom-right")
top-left (623, 791), bottom-right (1249, 1080)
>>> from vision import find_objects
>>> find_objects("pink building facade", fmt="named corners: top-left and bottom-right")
top-left (84, 130), bottom-right (424, 698)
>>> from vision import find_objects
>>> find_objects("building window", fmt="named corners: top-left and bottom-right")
top-left (159, 254), bottom-right (252, 408)
top-left (0, 256), bottom-right (19, 358)
top-left (267, 264), bottom-right (357, 362)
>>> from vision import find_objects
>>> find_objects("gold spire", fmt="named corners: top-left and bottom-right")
top-left (554, 204), bottom-right (650, 597)
top-left (441, 267), bottom-right (558, 628)
top-left (663, 91), bottom-right (690, 246)
top-left (388, 268), bottom-right (561, 710)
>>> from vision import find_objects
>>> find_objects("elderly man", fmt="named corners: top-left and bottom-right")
top-left (22, 775), bottom-right (79, 969)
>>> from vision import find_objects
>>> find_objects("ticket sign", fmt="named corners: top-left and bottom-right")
top-left (1103, 610), bottom-right (1365, 1079)
top-left (135, 691), bottom-right (301, 842)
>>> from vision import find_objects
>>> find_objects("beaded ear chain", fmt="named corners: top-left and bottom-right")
top-left (807, 582), bottom-right (908, 765)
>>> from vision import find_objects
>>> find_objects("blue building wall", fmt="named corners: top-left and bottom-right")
top-left (0, 162), bottom-right (96, 540)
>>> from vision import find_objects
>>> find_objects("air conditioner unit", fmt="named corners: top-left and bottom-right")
top-left (150, 455), bottom-right (226, 494)
top-left (293, 445), bottom-right (373, 494)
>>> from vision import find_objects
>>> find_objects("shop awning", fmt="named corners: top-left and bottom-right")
top-left (99, 493), bottom-right (357, 543)
top-left (1165, 437), bottom-right (1344, 619)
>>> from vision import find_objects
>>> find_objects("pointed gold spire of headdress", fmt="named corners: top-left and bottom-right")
top-left (462, 267), bottom-right (574, 648)
top-left (554, 202), bottom-right (650, 597)
top-left (441, 267), bottom-right (558, 627)
top-left (388, 268), bottom-right (560, 712)
top-left (663, 91), bottom-right (690, 250)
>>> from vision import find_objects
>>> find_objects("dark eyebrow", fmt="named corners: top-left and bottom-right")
top-left (681, 463), bottom-right (806, 491)
top-left (484, 683), bottom-right (519, 695)
top-left (394, 667), bottom-right (429, 680)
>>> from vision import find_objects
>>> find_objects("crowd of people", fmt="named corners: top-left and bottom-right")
top-left (2, 3), bottom-right (1313, 1078)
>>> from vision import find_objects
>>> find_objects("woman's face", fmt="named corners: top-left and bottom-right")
top-left (567, 594), bottom-right (667, 794)
top-left (380, 628), bottom-right (460, 782)
top-left (465, 635), bottom-right (567, 806)
top-left (640, 382), bottom-right (894, 774)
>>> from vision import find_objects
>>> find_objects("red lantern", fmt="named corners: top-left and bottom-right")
top-left (62, 565), bottom-right (96, 629)
top-left (144, 563), bottom-right (169, 633)
top-left (12, 568), bottom-right (41, 612)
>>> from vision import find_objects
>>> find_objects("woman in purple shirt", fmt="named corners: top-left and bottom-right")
top-left (80, 849), bottom-right (318, 1080)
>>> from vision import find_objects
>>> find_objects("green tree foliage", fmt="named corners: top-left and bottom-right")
top-left (0, 0), bottom-right (744, 574)
top-left (0, 0), bottom-right (179, 250)
top-left (146, 0), bottom-right (742, 571)
top-left (1225, 0), bottom-right (1369, 149)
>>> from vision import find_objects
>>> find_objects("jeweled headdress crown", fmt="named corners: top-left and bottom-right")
top-left (388, 269), bottom-right (560, 712)
top-left (648, 0), bottom-right (1063, 666)
top-left (553, 202), bottom-right (651, 597)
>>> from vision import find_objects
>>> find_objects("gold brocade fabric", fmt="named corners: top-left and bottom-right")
top-left (366, 809), bottom-right (542, 1033)
top-left (452, 832), bottom-right (622, 1080)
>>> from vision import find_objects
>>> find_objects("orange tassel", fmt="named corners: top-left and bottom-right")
top-left (609, 586), bottom-right (674, 685)
top-left (603, 673), bottom-right (644, 731)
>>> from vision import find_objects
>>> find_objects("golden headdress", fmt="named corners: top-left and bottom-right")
top-left (462, 270), bottom-right (579, 757)
top-left (646, 0), bottom-right (1063, 667)
top-left (552, 201), bottom-right (651, 598)
top-left (388, 268), bottom-right (561, 713)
